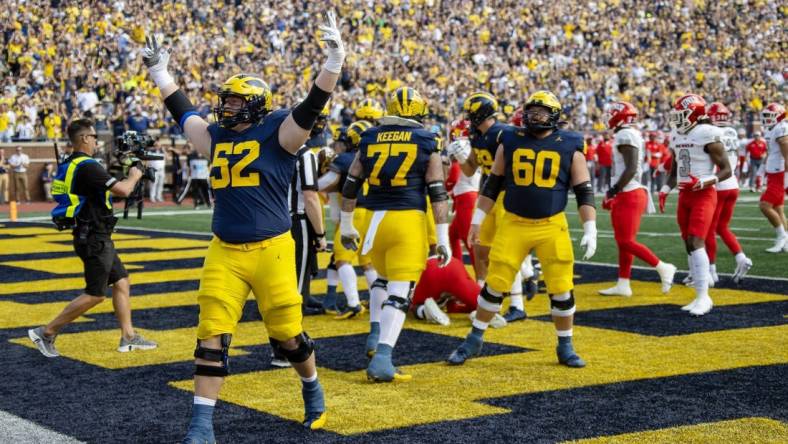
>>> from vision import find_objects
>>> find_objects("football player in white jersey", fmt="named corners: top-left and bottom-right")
top-left (660, 94), bottom-right (732, 316)
top-left (599, 102), bottom-right (676, 297)
top-left (704, 103), bottom-right (753, 282)
top-left (759, 103), bottom-right (788, 253)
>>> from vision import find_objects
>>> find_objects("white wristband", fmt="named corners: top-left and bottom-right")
top-left (583, 220), bottom-right (597, 235)
top-left (700, 175), bottom-right (718, 186)
top-left (471, 208), bottom-right (487, 226)
top-left (436, 223), bottom-right (449, 246)
top-left (323, 49), bottom-right (345, 74)
top-left (340, 211), bottom-right (354, 230)
top-left (149, 70), bottom-right (175, 90)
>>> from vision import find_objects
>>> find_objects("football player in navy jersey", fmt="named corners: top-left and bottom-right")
top-left (144, 12), bottom-right (345, 441)
top-left (340, 87), bottom-right (451, 382)
top-left (448, 91), bottom-right (597, 368)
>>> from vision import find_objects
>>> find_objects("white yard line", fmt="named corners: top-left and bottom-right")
top-left (0, 410), bottom-right (85, 444)
top-left (568, 228), bottom-right (776, 242)
top-left (578, 260), bottom-right (788, 283)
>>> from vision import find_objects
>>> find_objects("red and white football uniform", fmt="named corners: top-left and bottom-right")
top-left (705, 125), bottom-right (743, 262)
top-left (447, 160), bottom-right (480, 266)
top-left (671, 123), bottom-right (723, 239)
top-left (610, 127), bottom-right (662, 278)
top-left (761, 119), bottom-right (788, 206)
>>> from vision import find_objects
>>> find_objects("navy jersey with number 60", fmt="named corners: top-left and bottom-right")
top-left (358, 125), bottom-right (438, 211)
top-left (206, 109), bottom-right (294, 243)
top-left (500, 128), bottom-right (585, 219)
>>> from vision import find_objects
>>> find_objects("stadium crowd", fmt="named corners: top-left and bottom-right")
top-left (0, 0), bottom-right (785, 143)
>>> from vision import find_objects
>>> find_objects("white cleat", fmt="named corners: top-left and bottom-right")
top-left (657, 263), bottom-right (677, 294)
top-left (682, 275), bottom-right (694, 287)
top-left (689, 295), bottom-right (713, 316)
top-left (469, 311), bottom-right (508, 329)
top-left (681, 297), bottom-right (699, 311)
top-left (732, 257), bottom-right (753, 284)
top-left (598, 284), bottom-right (632, 297)
top-left (765, 236), bottom-right (787, 253)
top-left (490, 313), bottom-right (508, 329)
top-left (423, 298), bottom-right (450, 326)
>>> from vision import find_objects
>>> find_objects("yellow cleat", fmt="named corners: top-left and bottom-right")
top-left (304, 411), bottom-right (327, 430)
top-left (334, 304), bottom-right (365, 320)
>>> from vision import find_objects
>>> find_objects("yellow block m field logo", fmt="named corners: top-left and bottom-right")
top-left (1, 224), bottom-right (786, 442)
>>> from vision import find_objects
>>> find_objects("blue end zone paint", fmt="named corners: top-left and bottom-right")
top-left (534, 301), bottom-right (788, 337)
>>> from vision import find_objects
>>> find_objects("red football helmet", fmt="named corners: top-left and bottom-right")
top-left (707, 102), bottom-right (731, 126)
top-left (603, 101), bottom-right (638, 129)
top-left (669, 94), bottom-right (706, 134)
top-left (509, 107), bottom-right (524, 127)
top-left (449, 119), bottom-right (470, 141)
top-left (761, 103), bottom-right (786, 130)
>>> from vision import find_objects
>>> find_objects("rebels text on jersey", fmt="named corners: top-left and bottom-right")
top-left (669, 123), bottom-right (723, 186)
top-left (207, 109), bottom-right (294, 243)
top-left (358, 125), bottom-right (438, 211)
top-left (499, 127), bottom-right (586, 219)
top-left (612, 127), bottom-right (645, 192)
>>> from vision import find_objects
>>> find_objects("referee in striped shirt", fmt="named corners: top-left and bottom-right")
top-left (289, 145), bottom-right (327, 316)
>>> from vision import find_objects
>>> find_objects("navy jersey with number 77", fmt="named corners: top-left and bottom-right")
top-left (206, 109), bottom-right (295, 243)
top-left (357, 124), bottom-right (438, 212)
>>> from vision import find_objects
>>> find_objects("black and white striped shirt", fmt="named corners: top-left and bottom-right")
top-left (288, 147), bottom-right (319, 216)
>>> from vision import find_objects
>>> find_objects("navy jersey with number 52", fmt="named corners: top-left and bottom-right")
top-left (206, 109), bottom-right (294, 243)
top-left (358, 125), bottom-right (438, 211)
top-left (500, 128), bottom-right (585, 219)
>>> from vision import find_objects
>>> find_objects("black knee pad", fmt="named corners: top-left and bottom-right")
top-left (480, 285), bottom-right (505, 304)
top-left (549, 291), bottom-right (576, 317)
top-left (371, 278), bottom-right (388, 290)
top-left (382, 282), bottom-right (415, 312)
top-left (194, 333), bottom-right (231, 377)
top-left (270, 332), bottom-right (315, 364)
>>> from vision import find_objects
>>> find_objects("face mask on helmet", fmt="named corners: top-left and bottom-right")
top-left (523, 105), bottom-right (559, 131)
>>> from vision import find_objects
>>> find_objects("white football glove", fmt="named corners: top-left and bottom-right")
top-left (446, 138), bottom-right (471, 163)
top-left (319, 11), bottom-right (346, 74)
top-left (339, 211), bottom-right (360, 251)
top-left (435, 223), bottom-right (452, 267)
top-left (580, 220), bottom-right (597, 260)
top-left (143, 34), bottom-right (173, 88)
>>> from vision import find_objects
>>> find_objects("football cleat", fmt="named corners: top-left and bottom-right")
top-left (657, 263), bottom-right (677, 294)
top-left (524, 277), bottom-right (538, 301)
top-left (557, 342), bottom-right (586, 368)
top-left (689, 295), bottom-right (713, 316)
top-left (181, 427), bottom-right (216, 444)
top-left (447, 334), bottom-right (483, 366)
top-left (682, 274), bottom-right (694, 287)
top-left (322, 292), bottom-right (338, 314)
top-left (423, 298), bottom-right (450, 326)
top-left (502, 307), bottom-right (527, 323)
top-left (302, 305), bottom-right (325, 316)
top-left (469, 310), bottom-right (508, 329)
top-left (334, 304), bottom-right (365, 320)
top-left (598, 283), bottom-right (632, 297)
top-left (302, 381), bottom-right (326, 429)
top-left (681, 297), bottom-right (699, 312)
top-left (367, 353), bottom-right (412, 382)
top-left (765, 236), bottom-right (787, 253)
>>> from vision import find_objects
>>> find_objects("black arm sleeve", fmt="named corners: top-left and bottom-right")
top-left (573, 181), bottom-right (596, 208)
top-left (291, 83), bottom-right (332, 130)
top-left (164, 89), bottom-right (198, 128)
top-left (341, 174), bottom-right (363, 200)
top-left (480, 173), bottom-right (504, 201)
top-left (427, 180), bottom-right (449, 202)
